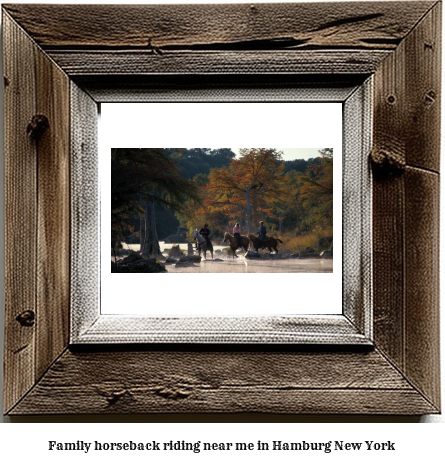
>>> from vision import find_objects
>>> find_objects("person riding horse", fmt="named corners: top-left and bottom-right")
top-left (194, 227), bottom-right (214, 260)
top-left (200, 224), bottom-right (211, 247)
top-left (233, 222), bottom-right (242, 248)
top-left (257, 221), bottom-right (267, 246)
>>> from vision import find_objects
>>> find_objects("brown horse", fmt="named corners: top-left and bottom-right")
top-left (223, 232), bottom-right (250, 258)
top-left (248, 234), bottom-right (283, 254)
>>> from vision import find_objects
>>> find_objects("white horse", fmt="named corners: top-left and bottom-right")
top-left (193, 229), bottom-right (213, 260)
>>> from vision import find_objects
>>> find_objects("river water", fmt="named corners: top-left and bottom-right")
top-left (120, 242), bottom-right (333, 273)
top-left (167, 259), bottom-right (332, 273)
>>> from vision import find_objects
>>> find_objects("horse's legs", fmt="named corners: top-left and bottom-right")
top-left (273, 247), bottom-right (278, 253)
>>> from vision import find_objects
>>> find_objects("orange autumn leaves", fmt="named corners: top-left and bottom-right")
top-left (186, 149), bottom-right (294, 233)
top-left (297, 148), bottom-right (333, 228)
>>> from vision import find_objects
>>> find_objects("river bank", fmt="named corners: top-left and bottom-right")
top-left (114, 242), bottom-right (333, 273)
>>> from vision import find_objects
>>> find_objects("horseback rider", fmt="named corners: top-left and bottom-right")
top-left (257, 221), bottom-right (267, 246)
top-left (233, 222), bottom-right (241, 248)
top-left (200, 223), bottom-right (211, 247)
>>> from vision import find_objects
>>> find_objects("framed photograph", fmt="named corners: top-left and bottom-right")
top-left (3, 2), bottom-right (440, 415)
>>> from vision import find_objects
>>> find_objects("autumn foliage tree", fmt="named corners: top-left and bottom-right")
top-left (298, 148), bottom-right (333, 229)
top-left (173, 148), bottom-right (333, 243)
top-left (196, 148), bottom-right (292, 233)
top-left (283, 148), bottom-right (333, 234)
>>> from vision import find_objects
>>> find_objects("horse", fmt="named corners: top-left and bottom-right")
top-left (248, 234), bottom-right (283, 254)
top-left (193, 229), bottom-right (214, 260)
top-left (223, 232), bottom-right (250, 258)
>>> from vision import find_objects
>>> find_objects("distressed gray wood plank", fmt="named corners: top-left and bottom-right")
top-left (35, 45), bottom-right (71, 380)
top-left (372, 41), bottom-right (406, 369)
top-left (48, 50), bottom-right (391, 76)
top-left (78, 76), bottom-right (362, 103)
top-left (3, 12), bottom-right (37, 414)
top-left (404, 2), bottom-right (441, 172)
top-left (371, 2), bottom-right (441, 172)
top-left (371, 6), bottom-right (417, 368)
top-left (404, 168), bottom-right (440, 410)
top-left (3, 2), bottom-right (435, 50)
top-left (9, 349), bottom-right (438, 415)
top-left (342, 82), bottom-right (372, 335)
top-left (2, 2), bottom-right (441, 417)
top-left (70, 83), bottom-right (99, 342)
top-left (371, 4), bottom-right (441, 411)
top-left (372, 175), bottom-right (405, 367)
top-left (74, 315), bottom-right (369, 346)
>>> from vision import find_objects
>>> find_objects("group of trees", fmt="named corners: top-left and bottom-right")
top-left (111, 148), bottom-right (333, 257)
top-left (179, 149), bottom-right (292, 234)
top-left (111, 148), bottom-right (199, 257)
top-left (164, 148), bottom-right (236, 179)
top-left (281, 148), bottom-right (333, 234)
top-left (179, 148), bottom-right (333, 237)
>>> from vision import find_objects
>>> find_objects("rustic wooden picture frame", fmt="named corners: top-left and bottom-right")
top-left (73, 85), bottom-right (371, 346)
top-left (2, 2), bottom-right (441, 415)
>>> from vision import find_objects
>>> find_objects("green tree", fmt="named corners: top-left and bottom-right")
top-left (111, 148), bottom-right (199, 256)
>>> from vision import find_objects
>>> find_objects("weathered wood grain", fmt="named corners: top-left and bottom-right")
top-left (3, 13), bottom-right (37, 414)
top-left (3, 11), bottom-right (71, 413)
top-left (35, 43), bottom-right (71, 380)
top-left (371, 3), bottom-right (441, 411)
top-left (47, 50), bottom-right (391, 77)
top-left (371, 2), bottom-right (440, 173)
top-left (76, 74), bottom-right (365, 103)
top-left (2, 2), bottom-right (435, 50)
top-left (2, 2), bottom-right (441, 416)
top-left (342, 82), bottom-right (372, 336)
top-left (70, 83), bottom-right (99, 341)
top-left (404, 167), bottom-right (440, 409)
top-left (372, 174), bottom-right (405, 370)
top-left (372, 38), bottom-right (406, 369)
top-left (9, 349), bottom-right (438, 415)
top-left (404, 2), bottom-right (441, 172)
top-left (75, 316), bottom-right (370, 345)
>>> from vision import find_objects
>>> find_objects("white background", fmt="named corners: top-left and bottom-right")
top-left (0, 0), bottom-right (444, 460)
top-left (101, 102), bottom-right (343, 316)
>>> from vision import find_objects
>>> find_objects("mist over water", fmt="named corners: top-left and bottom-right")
top-left (119, 242), bottom-right (333, 274)
top-left (167, 259), bottom-right (333, 273)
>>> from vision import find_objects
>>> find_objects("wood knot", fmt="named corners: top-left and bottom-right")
top-left (424, 90), bottom-right (436, 105)
top-left (386, 94), bottom-right (396, 105)
top-left (370, 149), bottom-right (405, 178)
top-left (16, 310), bottom-right (35, 327)
top-left (4, 76), bottom-right (10, 87)
top-left (27, 115), bottom-right (49, 140)
top-left (105, 390), bottom-right (128, 405)
top-left (95, 386), bottom-right (130, 405)
top-left (154, 386), bottom-right (191, 400)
